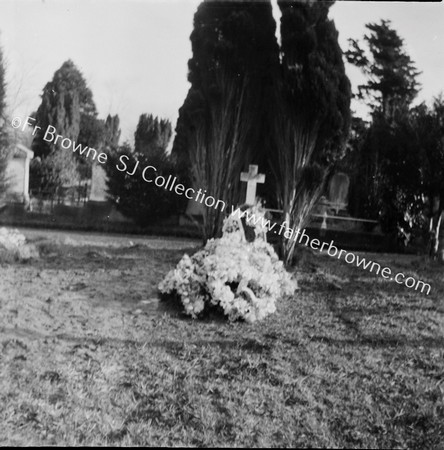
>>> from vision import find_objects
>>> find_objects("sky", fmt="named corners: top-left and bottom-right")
top-left (0, 0), bottom-right (443, 144)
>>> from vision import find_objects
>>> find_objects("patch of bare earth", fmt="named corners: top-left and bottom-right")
top-left (0, 230), bottom-right (443, 447)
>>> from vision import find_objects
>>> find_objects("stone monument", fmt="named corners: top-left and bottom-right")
top-left (4, 143), bottom-right (34, 204)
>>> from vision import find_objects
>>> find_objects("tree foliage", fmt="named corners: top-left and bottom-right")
top-left (272, 0), bottom-right (351, 264)
top-left (344, 20), bottom-right (424, 245)
top-left (31, 60), bottom-right (98, 193)
top-left (172, 0), bottom-right (280, 240)
top-left (344, 94), bottom-right (444, 253)
top-left (105, 116), bottom-right (182, 226)
top-left (103, 114), bottom-right (121, 151)
top-left (345, 19), bottom-right (421, 120)
top-left (344, 19), bottom-right (444, 260)
top-left (135, 114), bottom-right (172, 158)
top-left (172, 0), bottom-right (351, 253)
top-left (382, 98), bottom-right (444, 251)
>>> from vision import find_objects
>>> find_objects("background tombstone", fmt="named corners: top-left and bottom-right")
top-left (328, 172), bottom-right (350, 215)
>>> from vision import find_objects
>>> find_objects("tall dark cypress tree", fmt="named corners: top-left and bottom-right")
top-left (172, 0), bottom-right (280, 240)
top-left (272, 0), bottom-right (351, 264)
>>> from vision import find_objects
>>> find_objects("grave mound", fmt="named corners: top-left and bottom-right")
top-left (159, 204), bottom-right (297, 322)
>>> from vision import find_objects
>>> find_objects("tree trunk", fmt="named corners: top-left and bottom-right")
top-left (429, 208), bottom-right (444, 263)
top-left (281, 210), bottom-right (292, 266)
top-left (436, 211), bottom-right (444, 263)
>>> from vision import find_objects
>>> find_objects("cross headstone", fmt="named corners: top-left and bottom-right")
top-left (240, 165), bottom-right (265, 205)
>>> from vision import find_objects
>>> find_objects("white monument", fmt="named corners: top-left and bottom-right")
top-left (4, 143), bottom-right (34, 203)
top-left (240, 164), bottom-right (265, 205)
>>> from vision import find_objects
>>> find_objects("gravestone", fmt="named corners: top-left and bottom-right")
top-left (328, 172), bottom-right (350, 215)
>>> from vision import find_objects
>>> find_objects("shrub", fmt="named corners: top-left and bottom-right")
top-left (105, 146), bottom-right (184, 226)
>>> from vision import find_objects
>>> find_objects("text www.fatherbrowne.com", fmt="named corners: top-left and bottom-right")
top-left (230, 206), bottom-right (432, 296)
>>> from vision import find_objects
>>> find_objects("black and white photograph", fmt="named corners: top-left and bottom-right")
top-left (0, 0), bottom-right (443, 447)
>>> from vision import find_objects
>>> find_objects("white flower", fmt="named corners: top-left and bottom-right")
top-left (158, 204), bottom-right (297, 322)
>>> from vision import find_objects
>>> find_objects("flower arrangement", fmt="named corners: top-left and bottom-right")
top-left (158, 204), bottom-right (297, 322)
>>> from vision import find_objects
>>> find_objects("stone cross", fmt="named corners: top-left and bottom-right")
top-left (240, 165), bottom-right (265, 205)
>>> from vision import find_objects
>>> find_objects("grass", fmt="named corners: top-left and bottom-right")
top-left (0, 233), bottom-right (443, 447)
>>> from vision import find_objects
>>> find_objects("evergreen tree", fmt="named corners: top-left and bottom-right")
top-left (75, 115), bottom-right (106, 182)
top-left (423, 97), bottom-right (444, 261)
top-left (31, 60), bottom-right (98, 193)
top-left (394, 98), bottom-right (444, 256)
top-left (366, 99), bottom-right (444, 252)
top-left (172, 0), bottom-right (280, 240)
top-left (346, 20), bottom-right (421, 121)
top-left (335, 117), bottom-right (371, 218)
top-left (344, 96), bottom-right (444, 255)
top-left (105, 115), bottom-right (182, 226)
top-left (272, 0), bottom-right (351, 264)
top-left (103, 114), bottom-right (121, 151)
top-left (135, 114), bottom-right (172, 158)
top-left (73, 113), bottom-right (121, 189)
top-left (345, 20), bottom-right (422, 240)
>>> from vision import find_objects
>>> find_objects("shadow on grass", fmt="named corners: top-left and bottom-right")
top-left (14, 242), bottom-right (201, 272)
top-left (309, 334), bottom-right (444, 349)
top-left (26, 331), bottom-right (274, 356)
top-left (160, 338), bottom-right (272, 355)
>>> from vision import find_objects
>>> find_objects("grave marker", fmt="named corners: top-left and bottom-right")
top-left (240, 164), bottom-right (265, 205)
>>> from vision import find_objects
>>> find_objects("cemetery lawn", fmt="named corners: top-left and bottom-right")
top-left (0, 230), bottom-right (443, 448)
